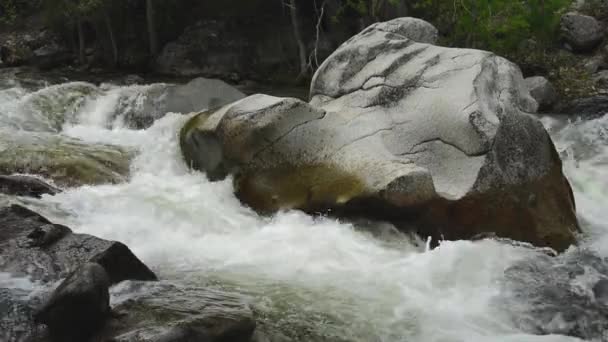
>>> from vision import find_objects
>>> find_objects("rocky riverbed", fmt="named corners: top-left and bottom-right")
top-left (1, 17), bottom-right (608, 342)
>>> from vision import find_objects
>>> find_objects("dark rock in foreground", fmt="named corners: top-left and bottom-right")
top-left (0, 204), bottom-right (156, 284)
top-left (35, 263), bottom-right (111, 342)
top-left (1, 205), bottom-right (259, 342)
top-left (99, 281), bottom-right (256, 342)
top-left (0, 175), bottom-right (60, 198)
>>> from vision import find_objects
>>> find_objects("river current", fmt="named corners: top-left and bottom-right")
top-left (1, 70), bottom-right (607, 342)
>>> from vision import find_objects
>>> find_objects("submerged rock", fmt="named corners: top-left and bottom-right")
top-left (100, 282), bottom-right (256, 342)
top-left (181, 17), bottom-right (579, 251)
top-left (35, 263), bottom-right (111, 341)
top-left (0, 175), bottom-right (60, 198)
top-left (0, 129), bottom-right (131, 187)
top-left (0, 205), bottom-right (156, 283)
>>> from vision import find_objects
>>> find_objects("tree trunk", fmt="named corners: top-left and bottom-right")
top-left (104, 10), bottom-right (118, 66)
top-left (77, 18), bottom-right (86, 65)
top-left (289, 0), bottom-right (308, 77)
top-left (146, 0), bottom-right (159, 56)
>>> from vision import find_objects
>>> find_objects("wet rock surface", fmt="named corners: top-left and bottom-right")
top-left (100, 281), bottom-right (256, 342)
top-left (0, 130), bottom-right (132, 187)
top-left (502, 249), bottom-right (608, 340)
top-left (34, 263), bottom-right (111, 341)
top-left (0, 204), bottom-right (156, 284)
top-left (0, 205), bottom-right (260, 342)
top-left (0, 175), bottom-right (60, 198)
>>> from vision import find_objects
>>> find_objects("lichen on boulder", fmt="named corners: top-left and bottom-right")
top-left (181, 17), bottom-right (580, 252)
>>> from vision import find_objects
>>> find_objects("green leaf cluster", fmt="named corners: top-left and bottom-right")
top-left (409, 0), bottom-right (570, 53)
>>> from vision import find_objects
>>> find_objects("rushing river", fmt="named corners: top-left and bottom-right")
top-left (1, 69), bottom-right (607, 342)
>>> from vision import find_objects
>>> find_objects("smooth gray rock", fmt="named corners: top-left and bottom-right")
top-left (120, 77), bottom-right (246, 129)
top-left (164, 77), bottom-right (246, 114)
top-left (35, 263), bottom-right (111, 341)
top-left (181, 18), bottom-right (578, 251)
top-left (561, 12), bottom-right (604, 52)
top-left (525, 76), bottom-right (558, 110)
top-left (365, 17), bottom-right (439, 44)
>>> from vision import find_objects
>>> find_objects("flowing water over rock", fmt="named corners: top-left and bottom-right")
top-left (1, 71), bottom-right (607, 342)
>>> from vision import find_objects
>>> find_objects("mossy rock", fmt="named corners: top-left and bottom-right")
top-left (0, 130), bottom-right (131, 187)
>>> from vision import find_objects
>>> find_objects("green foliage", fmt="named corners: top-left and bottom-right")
top-left (0, 0), bottom-right (18, 24)
top-left (410, 0), bottom-right (570, 53)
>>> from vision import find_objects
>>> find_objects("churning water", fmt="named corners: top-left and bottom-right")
top-left (1, 71), bottom-right (607, 342)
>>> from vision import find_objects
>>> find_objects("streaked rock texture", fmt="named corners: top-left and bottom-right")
top-left (181, 18), bottom-right (579, 251)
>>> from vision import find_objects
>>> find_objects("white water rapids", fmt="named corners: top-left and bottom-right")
top-left (1, 72), bottom-right (607, 342)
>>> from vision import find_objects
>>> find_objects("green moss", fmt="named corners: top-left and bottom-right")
top-left (235, 164), bottom-right (368, 213)
top-left (0, 133), bottom-right (131, 187)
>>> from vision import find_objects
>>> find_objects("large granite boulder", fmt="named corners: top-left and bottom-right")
top-left (180, 18), bottom-right (579, 251)
top-left (560, 12), bottom-right (604, 52)
top-left (35, 263), bottom-right (111, 341)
